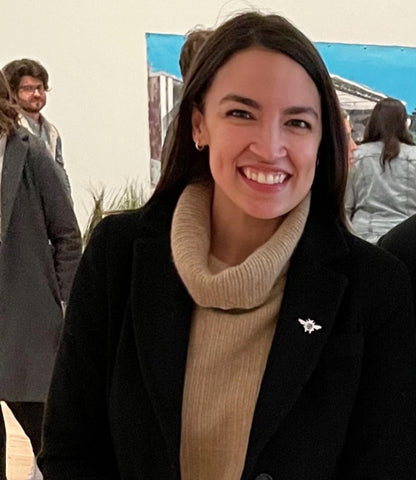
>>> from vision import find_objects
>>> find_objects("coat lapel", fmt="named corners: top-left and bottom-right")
top-left (1, 130), bottom-right (28, 241)
top-left (129, 201), bottom-right (192, 473)
top-left (243, 215), bottom-right (350, 477)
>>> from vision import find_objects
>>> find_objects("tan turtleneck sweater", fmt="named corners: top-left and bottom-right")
top-left (171, 183), bottom-right (310, 480)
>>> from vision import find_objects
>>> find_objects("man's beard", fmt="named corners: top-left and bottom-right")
top-left (22, 105), bottom-right (42, 114)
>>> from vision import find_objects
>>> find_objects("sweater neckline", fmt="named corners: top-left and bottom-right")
top-left (171, 183), bottom-right (310, 310)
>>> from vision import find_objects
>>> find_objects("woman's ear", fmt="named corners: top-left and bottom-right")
top-left (191, 106), bottom-right (208, 145)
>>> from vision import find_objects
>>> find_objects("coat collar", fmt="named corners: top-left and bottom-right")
top-left (1, 128), bottom-right (28, 241)
top-left (130, 198), bottom-right (350, 473)
top-left (20, 114), bottom-right (59, 160)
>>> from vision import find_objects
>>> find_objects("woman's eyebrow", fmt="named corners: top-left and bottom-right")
top-left (219, 94), bottom-right (260, 109)
top-left (283, 106), bottom-right (320, 119)
top-left (219, 95), bottom-right (319, 119)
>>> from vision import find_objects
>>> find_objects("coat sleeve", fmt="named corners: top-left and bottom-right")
top-left (32, 145), bottom-right (82, 302)
top-left (38, 217), bottom-right (121, 479)
top-left (336, 261), bottom-right (416, 479)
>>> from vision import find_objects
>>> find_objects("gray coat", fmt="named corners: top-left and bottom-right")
top-left (345, 141), bottom-right (416, 243)
top-left (0, 127), bottom-right (82, 402)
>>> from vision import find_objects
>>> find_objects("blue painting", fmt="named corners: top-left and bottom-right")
top-left (315, 42), bottom-right (416, 113)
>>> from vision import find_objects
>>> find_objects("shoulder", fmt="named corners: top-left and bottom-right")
top-left (86, 194), bottom-right (178, 255)
top-left (300, 215), bottom-right (406, 284)
top-left (342, 229), bottom-right (411, 310)
top-left (344, 229), bottom-right (405, 272)
top-left (79, 196), bottom-right (178, 287)
top-left (399, 142), bottom-right (416, 159)
top-left (41, 115), bottom-right (60, 135)
top-left (379, 214), bottom-right (416, 262)
top-left (296, 217), bottom-right (411, 332)
top-left (310, 219), bottom-right (410, 298)
top-left (91, 209), bottom-right (148, 248)
top-left (16, 126), bottom-right (53, 162)
top-left (352, 143), bottom-right (382, 170)
top-left (6, 127), bottom-right (47, 161)
top-left (328, 230), bottom-right (413, 337)
top-left (355, 141), bottom-right (382, 157)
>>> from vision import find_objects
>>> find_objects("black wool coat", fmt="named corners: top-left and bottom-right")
top-left (39, 193), bottom-right (416, 480)
top-left (0, 128), bottom-right (82, 402)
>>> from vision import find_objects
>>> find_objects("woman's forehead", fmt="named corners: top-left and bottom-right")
top-left (204, 48), bottom-right (320, 111)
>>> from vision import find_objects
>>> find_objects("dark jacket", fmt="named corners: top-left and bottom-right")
top-left (379, 214), bottom-right (416, 308)
top-left (0, 127), bottom-right (82, 402)
top-left (39, 193), bottom-right (416, 480)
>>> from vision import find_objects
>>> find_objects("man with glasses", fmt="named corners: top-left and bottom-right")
top-left (2, 59), bottom-right (71, 196)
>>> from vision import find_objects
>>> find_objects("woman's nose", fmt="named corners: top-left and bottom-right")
top-left (248, 124), bottom-right (287, 161)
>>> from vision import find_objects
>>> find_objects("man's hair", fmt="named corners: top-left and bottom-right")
top-left (179, 29), bottom-right (212, 80)
top-left (0, 70), bottom-right (19, 135)
top-left (2, 59), bottom-right (49, 93)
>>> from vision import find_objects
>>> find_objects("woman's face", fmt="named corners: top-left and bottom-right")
top-left (192, 48), bottom-right (322, 222)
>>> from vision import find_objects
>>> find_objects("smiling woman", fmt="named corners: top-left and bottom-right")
top-left (39, 11), bottom-right (416, 480)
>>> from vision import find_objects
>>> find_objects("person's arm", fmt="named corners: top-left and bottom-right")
top-left (34, 149), bottom-right (82, 302)
top-left (336, 261), bottom-right (416, 479)
top-left (38, 217), bottom-right (120, 479)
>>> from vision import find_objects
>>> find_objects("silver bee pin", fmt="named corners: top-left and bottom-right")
top-left (298, 318), bottom-right (322, 334)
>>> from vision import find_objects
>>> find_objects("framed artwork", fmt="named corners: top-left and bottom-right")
top-left (146, 33), bottom-right (416, 184)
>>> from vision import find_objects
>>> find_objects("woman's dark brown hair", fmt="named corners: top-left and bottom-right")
top-left (0, 70), bottom-right (19, 136)
top-left (153, 11), bottom-right (348, 225)
top-left (362, 97), bottom-right (415, 168)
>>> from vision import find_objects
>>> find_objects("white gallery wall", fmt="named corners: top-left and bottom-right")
top-left (1, 0), bottom-right (416, 231)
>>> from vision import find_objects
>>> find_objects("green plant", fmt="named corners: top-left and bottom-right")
top-left (83, 181), bottom-right (150, 247)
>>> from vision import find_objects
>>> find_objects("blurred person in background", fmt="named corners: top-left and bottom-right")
top-left (0, 71), bottom-right (81, 480)
top-left (345, 97), bottom-right (416, 243)
top-left (3, 59), bottom-right (71, 197)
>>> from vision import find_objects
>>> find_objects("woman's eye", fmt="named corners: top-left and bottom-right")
top-left (287, 119), bottom-right (311, 129)
top-left (226, 109), bottom-right (253, 120)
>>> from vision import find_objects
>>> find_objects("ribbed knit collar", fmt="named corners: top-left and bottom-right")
top-left (171, 183), bottom-right (310, 310)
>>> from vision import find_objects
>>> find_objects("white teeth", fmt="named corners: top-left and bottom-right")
top-left (257, 172), bottom-right (266, 184)
top-left (242, 167), bottom-right (287, 185)
top-left (266, 173), bottom-right (274, 185)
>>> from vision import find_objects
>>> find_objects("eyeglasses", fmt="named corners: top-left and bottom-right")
top-left (18, 84), bottom-right (46, 94)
